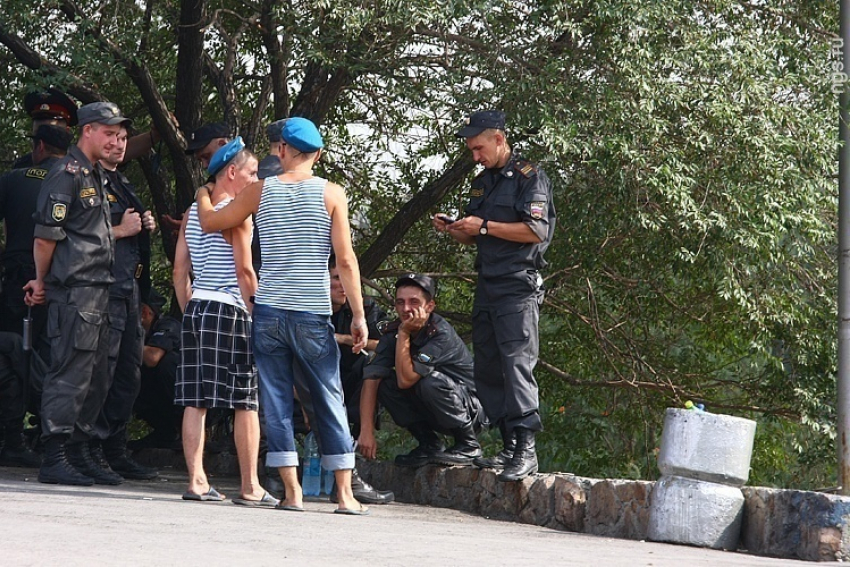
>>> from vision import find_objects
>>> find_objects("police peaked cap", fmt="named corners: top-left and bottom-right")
top-left (23, 88), bottom-right (78, 126)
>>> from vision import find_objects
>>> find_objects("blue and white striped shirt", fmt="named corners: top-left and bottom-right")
top-left (254, 176), bottom-right (332, 315)
top-left (185, 199), bottom-right (247, 310)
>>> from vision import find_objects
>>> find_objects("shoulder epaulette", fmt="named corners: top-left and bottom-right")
top-left (64, 160), bottom-right (80, 175)
top-left (377, 319), bottom-right (401, 335)
top-left (515, 160), bottom-right (537, 178)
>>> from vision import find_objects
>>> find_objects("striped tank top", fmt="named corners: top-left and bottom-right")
top-left (185, 199), bottom-right (247, 310)
top-left (254, 175), bottom-right (332, 315)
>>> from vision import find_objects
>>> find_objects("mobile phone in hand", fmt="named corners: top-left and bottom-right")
top-left (438, 214), bottom-right (456, 224)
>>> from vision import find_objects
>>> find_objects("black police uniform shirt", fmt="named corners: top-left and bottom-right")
top-left (32, 145), bottom-right (114, 288)
top-left (332, 297), bottom-right (386, 378)
top-left (464, 151), bottom-right (556, 278)
top-left (0, 156), bottom-right (61, 271)
top-left (363, 312), bottom-right (475, 392)
top-left (104, 168), bottom-right (144, 297)
top-left (257, 154), bottom-right (284, 180)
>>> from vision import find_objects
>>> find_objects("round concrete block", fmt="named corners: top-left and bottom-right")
top-left (657, 408), bottom-right (756, 486)
top-left (648, 475), bottom-right (744, 550)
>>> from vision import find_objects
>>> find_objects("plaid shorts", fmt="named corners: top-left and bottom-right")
top-left (175, 299), bottom-right (258, 411)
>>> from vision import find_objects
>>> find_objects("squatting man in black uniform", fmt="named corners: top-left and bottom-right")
top-left (359, 274), bottom-right (486, 468)
top-left (434, 110), bottom-right (556, 482)
top-left (25, 102), bottom-right (131, 486)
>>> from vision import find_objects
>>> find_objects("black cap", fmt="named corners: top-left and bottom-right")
top-left (77, 102), bottom-right (132, 127)
top-left (455, 110), bottom-right (506, 138)
top-left (184, 122), bottom-right (231, 154)
top-left (31, 125), bottom-right (73, 151)
top-left (395, 273), bottom-right (437, 298)
top-left (265, 119), bottom-right (288, 143)
top-left (23, 88), bottom-right (78, 126)
top-left (143, 288), bottom-right (167, 315)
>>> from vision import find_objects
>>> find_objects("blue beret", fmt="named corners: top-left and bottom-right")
top-left (207, 136), bottom-right (245, 177)
top-left (281, 117), bottom-right (324, 153)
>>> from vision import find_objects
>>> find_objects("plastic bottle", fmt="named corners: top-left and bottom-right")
top-left (321, 466), bottom-right (335, 495)
top-left (302, 432), bottom-right (321, 496)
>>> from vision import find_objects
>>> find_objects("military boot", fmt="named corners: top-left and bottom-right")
top-left (473, 424), bottom-right (516, 470)
top-left (103, 434), bottom-right (158, 480)
top-left (430, 422), bottom-right (482, 466)
top-left (394, 424), bottom-right (444, 468)
top-left (497, 427), bottom-right (538, 482)
top-left (66, 441), bottom-right (123, 485)
top-left (38, 437), bottom-right (94, 486)
top-left (0, 430), bottom-right (42, 468)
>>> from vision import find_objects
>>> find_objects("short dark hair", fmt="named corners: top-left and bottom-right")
top-left (328, 254), bottom-right (337, 270)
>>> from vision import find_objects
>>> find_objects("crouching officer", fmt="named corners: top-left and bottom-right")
top-left (358, 274), bottom-right (486, 468)
top-left (25, 102), bottom-right (130, 486)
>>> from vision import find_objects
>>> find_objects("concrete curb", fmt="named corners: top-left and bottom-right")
top-left (132, 448), bottom-right (850, 562)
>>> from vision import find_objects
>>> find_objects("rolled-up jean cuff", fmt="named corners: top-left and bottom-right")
top-left (321, 453), bottom-right (355, 471)
top-left (266, 450), bottom-right (299, 468)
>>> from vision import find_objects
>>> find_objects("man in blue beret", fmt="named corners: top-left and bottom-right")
top-left (195, 116), bottom-right (371, 515)
top-left (434, 110), bottom-right (556, 482)
top-left (26, 101), bottom-right (132, 486)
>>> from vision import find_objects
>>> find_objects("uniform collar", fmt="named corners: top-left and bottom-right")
top-left (496, 150), bottom-right (521, 178)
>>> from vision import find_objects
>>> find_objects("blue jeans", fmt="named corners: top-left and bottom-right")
top-left (252, 304), bottom-right (355, 470)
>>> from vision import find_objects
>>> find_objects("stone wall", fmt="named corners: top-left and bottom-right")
top-left (358, 460), bottom-right (850, 563)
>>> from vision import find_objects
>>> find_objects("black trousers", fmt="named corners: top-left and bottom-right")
top-left (40, 286), bottom-right (111, 443)
top-left (134, 351), bottom-right (181, 437)
top-left (95, 287), bottom-right (144, 442)
top-left (472, 270), bottom-right (544, 434)
top-left (377, 370), bottom-right (484, 434)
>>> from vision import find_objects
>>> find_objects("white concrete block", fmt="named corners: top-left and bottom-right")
top-left (648, 475), bottom-right (744, 550)
top-left (657, 408), bottom-right (756, 486)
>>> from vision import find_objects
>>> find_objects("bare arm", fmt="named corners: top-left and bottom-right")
top-left (142, 345), bottom-right (166, 368)
top-left (445, 214), bottom-right (541, 243)
top-left (325, 181), bottom-right (367, 351)
top-left (24, 237), bottom-right (56, 306)
top-left (357, 379), bottom-right (381, 459)
top-left (196, 181), bottom-right (262, 233)
top-left (394, 328), bottom-right (422, 389)
top-left (231, 218), bottom-right (258, 313)
top-left (172, 213), bottom-right (192, 312)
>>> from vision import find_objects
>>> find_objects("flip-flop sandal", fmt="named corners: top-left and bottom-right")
top-left (232, 491), bottom-right (279, 508)
top-left (182, 486), bottom-right (225, 502)
top-left (274, 503), bottom-right (305, 512)
top-left (334, 506), bottom-right (371, 516)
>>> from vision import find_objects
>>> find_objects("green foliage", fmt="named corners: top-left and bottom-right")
top-left (0, 0), bottom-right (840, 488)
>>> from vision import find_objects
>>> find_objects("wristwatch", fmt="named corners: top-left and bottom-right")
top-left (479, 219), bottom-right (489, 236)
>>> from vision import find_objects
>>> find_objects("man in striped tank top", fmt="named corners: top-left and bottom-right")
top-left (195, 117), bottom-right (370, 515)
top-left (173, 138), bottom-right (276, 506)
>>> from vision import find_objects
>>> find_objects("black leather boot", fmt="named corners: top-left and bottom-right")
top-left (394, 425), bottom-right (444, 468)
top-left (0, 432), bottom-right (42, 468)
top-left (103, 434), bottom-right (159, 480)
top-left (430, 423), bottom-right (482, 466)
top-left (38, 437), bottom-right (94, 486)
top-left (474, 424), bottom-right (516, 469)
top-left (330, 467), bottom-right (395, 504)
top-left (497, 427), bottom-right (538, 482)
top-left (66, 441), bottom-right (123, 485)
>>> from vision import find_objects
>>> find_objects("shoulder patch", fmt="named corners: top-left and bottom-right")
top-left (25, 168), bottom-right (48, 180)
top-left (470, 188), bottom-right (484, 198)
top-left (416, 352), bottom-right (434, 364)
top-left (530, 201), bottom-right (546, 219)
top-left (515, 161), bottom-right (537, 178)
top-left (51, 203), bottom-right (67, 222)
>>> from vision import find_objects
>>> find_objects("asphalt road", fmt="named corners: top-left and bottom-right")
top-left (0, 466), bottom-right (818, 566)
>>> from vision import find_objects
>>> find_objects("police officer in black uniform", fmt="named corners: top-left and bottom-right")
top-left (0, 125), bottom-right (73, 338)
top-left (131, 289), bottom-right (183, 450)
top-left (434, 110), bottom-right (556, 482)
top-left (12, 88), bottom-right (78, 170)
top-left (258, 119), bottom-right (286, 180)
top-left (26, 101), bottom-right (130, 486)
top-left (359, 274), bottom-right (485, 468)
top-left (93, 123), bottom-right (159, 480)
